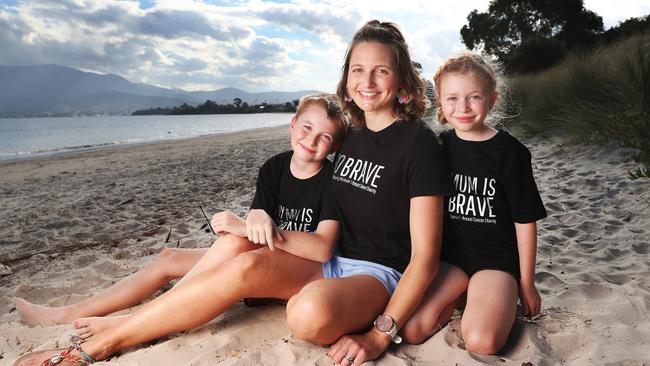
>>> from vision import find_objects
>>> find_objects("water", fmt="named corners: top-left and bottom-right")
top-left (0, 113), bottom-right (293, 162)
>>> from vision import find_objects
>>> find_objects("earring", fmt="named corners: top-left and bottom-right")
top-left (397, 85), bottom-right (411, 104)
top-left (344, 93), bottom-right (353, 103)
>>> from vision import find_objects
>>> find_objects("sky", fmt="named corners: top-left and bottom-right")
top-left (0, 0), bottom-right (648, 93)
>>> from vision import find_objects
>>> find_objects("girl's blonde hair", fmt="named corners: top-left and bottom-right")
top-left (433, 52), bottom-right (506, 125)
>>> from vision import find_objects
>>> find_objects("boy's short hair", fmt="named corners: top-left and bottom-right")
top-left (295, 93), bottom-right (349, 144)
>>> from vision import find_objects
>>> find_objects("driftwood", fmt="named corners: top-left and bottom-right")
top-left (165, 227), bottom-right (172, 243)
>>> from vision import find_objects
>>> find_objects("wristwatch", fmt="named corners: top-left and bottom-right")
top-left (374, 314), bottom-right (402, 344)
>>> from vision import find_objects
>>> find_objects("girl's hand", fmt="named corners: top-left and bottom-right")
top-left (211, 211), bottom-right (246, 237)
top-left (327, 329), bottom-right (391, 366)
top-left (518, 280), bottom-right (541, 317)
top-left (245, 209), bottom-right (284, 250)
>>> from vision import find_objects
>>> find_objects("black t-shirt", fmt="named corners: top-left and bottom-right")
top-left (331, 119), bottom-right (452, 272)
top-left (250, 151), bottom-right (337, 232)
top-left (440, 129), bottom-right (547, 276)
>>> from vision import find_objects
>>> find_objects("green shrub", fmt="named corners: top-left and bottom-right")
top-left (509, 34), bottom-right (650, 178)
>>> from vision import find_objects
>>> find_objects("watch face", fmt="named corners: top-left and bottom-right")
top-left (376, 315), bottom-right (392, 332)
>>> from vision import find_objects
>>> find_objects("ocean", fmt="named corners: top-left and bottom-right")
top-left (0, 113), bottom-right (293, 162)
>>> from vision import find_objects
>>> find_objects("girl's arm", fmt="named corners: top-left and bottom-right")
top-left (330, 195), bottom-right (443, 359)
top-left (273, 220), bottom-right (340, 263)
top-left (515, 221), bottom-right (541, 317)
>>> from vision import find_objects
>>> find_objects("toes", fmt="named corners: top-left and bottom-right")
top-left (78, 330), bottom-right (93, 340)
top-left (72, 319), bottom-right (88, 329)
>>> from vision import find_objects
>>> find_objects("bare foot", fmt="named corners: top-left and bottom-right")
top-left (11, 297), bottom-right (67, 327)
top-left (73, 315), bottom-right (127, 339)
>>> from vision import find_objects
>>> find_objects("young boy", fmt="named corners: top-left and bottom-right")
top-left (12, 93), bottom-right (348, 336)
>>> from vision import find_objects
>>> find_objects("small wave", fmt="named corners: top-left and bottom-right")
top-left (0, 141), bottom-right (130, 161)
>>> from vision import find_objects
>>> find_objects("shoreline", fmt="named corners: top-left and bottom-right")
top-left (1, 126), bottom-right (649, 364)
top-left (0, 124), bottom-right (290, 165)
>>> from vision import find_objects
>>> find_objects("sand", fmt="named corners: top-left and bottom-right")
top-left (1, 123), bottom-right (649, 365)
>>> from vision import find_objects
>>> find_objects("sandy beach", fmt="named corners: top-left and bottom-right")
top-left (1, 123), bottom-right (649, 365)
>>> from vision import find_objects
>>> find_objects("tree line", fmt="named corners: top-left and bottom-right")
top-left (132, 98), bottom-right (299, 116)
top-left (461, 0), bottom-right (649, 74)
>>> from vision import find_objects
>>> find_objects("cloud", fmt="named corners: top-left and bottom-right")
top-left (0, 0), bottom-right (646, 92)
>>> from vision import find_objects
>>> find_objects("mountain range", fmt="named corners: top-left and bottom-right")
top-left (0, 64), bottom-right (318, 117)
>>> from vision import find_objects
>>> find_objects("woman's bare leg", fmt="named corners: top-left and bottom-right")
top-left (460, 270), bottom-right (518, 355)
top-left (399, 262), bottom-right (469, 344)
top-left (176, 234), bottom-right (258, 286)
top-left (44, 247), bottom-right (324, 362)
top-left (286, 276), bottom-right (391, 345)
top-left (12, 248), bottom-right (206, 327)
top-left (73, 235), bottom-right (258, 338)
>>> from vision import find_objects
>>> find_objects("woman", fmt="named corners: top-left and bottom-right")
top-left (14, 20), bottom-right (452, 366)
top-left (286, 20), bottom-right (458, 365)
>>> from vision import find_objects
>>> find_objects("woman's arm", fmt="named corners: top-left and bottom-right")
top-left (515, 221), bottom-right (541, 317)
top-left (274, 220), bottom-right (340, 263)
top-left (329, 195), bottom-right (443, 361)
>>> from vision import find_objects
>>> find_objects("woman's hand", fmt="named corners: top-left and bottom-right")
top-left (518, 279), bottom-right (541, 317)
top-left (245, 209), bottom-right (283, 249)
top-left (327, 329), bottom-right (391, 366)
top-left (210, 211), bottom-right (246, 237)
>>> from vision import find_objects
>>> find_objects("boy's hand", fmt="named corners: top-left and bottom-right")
top-left (518, 279), bottom-right (541, 317)
top-left (211, 211), bottom-right (246, 237)
top-left (246, 209), bottom-right (284, 250)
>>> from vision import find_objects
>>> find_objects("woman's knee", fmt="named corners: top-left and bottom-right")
top-left (286, 286), bottom-right (337, 344)
top-left (226, 251), bottom-right (268, 285)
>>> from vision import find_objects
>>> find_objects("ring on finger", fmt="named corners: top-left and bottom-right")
top-left (345, 355), bottom-right (355, 362)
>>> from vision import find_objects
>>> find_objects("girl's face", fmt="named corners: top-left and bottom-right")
top-left (346, 42), bottom-right (399, 119)
top-left (439, 72), bottom-right (496, 137)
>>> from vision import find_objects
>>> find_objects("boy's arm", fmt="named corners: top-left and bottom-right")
top-left (273, 220), bottom-right (339, 263)
top-left (515, 221), bottom-right (541, 317)
top-left (211, 210), bottom-right (247, 237)
top-left (246, 208), bottom-right (283, 249)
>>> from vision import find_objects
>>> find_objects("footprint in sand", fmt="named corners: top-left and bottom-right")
top-left (527, 307), bottom-right (593, 363)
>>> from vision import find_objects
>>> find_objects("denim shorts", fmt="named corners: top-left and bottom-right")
top-left (322, 255), bottom-right (403, 295)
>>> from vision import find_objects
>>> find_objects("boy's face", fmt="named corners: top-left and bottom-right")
top-left (290, 104), bottom-right (338, 165)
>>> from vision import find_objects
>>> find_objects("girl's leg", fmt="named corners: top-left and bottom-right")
top-left (460, 270), bottom-right (518, 355)
top-left (399, 262), bottom-right (469, 344)
top-left (286, 276), bottom-right (391, 345)
top-left (12, 248), bottom-right (206, 326)
top-left (58, 247), bottom-right (323, 362)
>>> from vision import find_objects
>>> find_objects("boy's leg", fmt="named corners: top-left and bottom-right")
top-left (399, 262), bottom-right (469, 344)
top-left (13, 248), bottom-right (206, 326)
top-left (460, 270), bottom-right (518, 355)
top-left (286, 276), bottom-right (391, 345)
top-left (59, 247), bottom-right (324, 361)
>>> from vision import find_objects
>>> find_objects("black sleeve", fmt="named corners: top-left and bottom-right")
top-left (250, 157), bottom-right (279, 217)
top-left (501, 142), bottom-right (547, 223)
top-left (317, 183), bottom-right (338, 222)
top-left (407, 128), bottom-right (452, 198)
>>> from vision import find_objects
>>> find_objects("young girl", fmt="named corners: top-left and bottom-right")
top-left (401, 52), bottom-right (547, 355)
